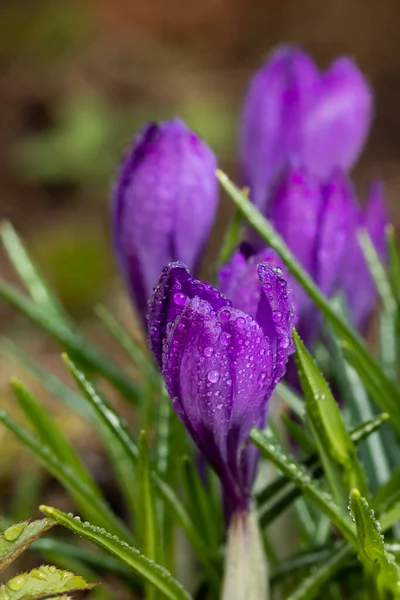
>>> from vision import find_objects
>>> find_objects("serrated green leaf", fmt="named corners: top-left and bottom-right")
top-left (11, 379), bottom-right (101, 498)
top-left (349, 489), bottom-right (400, 597)
top-left (294, 330), bottom-right (368, 506)
top-left (138, 431), bottom-right (159, 600)
top-left (0, 519), bottom-right (54, 572)
top-left (39, 506), bottom-right (192, 600)
top-left (250, 428), bottom-right (357, 545)
top-left (217, 170), bottom-right (400, 432)
top-left (0, 409), bottom-right (131, 542)
top-left (0, 565), bottom-right (94, 600)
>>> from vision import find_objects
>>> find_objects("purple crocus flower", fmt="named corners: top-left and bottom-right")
top-left (113, 119), bottom-right (218, 325)
top-left (240, 45), bottom-right (372, 212)
top-left (148, 261), bottom-right (295, 519)
top-left (266, 166), bottom-right (388, 342)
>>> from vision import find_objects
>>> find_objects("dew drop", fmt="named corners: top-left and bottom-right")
top-left (257, 372), bottom-right (267, 384)
top-left (280, 336), bottom-right (290, 348)
top-left (178, 323), bottom-right (185, 331)
top-left (30, 569), bottom-right (47, 581)
top-left (219, 332), bottom-right (232, 346)
top-left (173, 292), bottom-right (187, 306)
top-left (3, 522), bottom-right (25, 542)
top-left (274, 267), bottom-right (283, 277)
top-left (207, 370), bottom-right (220, 383)
top-left (272, 311), bottom-right (282, 323)
top-left (263, 283), bottom-right (272, 293)
top-left (219, 309), bottom-right (231, 322)
top-left (235, 316), bottom-right (246, 328)
top-left (204, 346), bottom-right (213, 357)
top-left (7, 575), bottom-right (26, 591)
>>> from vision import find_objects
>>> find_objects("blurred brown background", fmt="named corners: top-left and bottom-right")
top-left (1, 0), bottom-right (400, 519)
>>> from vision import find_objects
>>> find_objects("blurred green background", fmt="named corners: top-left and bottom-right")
top-left (1, 0), bottom-right (400, 592)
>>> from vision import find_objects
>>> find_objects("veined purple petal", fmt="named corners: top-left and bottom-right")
top-left (218, 243), bottom-right (284, 319)
top-left (342, 182), bottom-right (388, 328)
top-left (302, 58), bottom-right (372, 179)
top-left (240, 46), bottom-right (319, 211)
top-left (113, 119), bottom-right (218, 324)
top-left (148, 261), bottom-right (230, 369)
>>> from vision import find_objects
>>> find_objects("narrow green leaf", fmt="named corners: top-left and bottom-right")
top-left (373, 466), bottom-right (400, 511)
top-left (276, 382), bottom-right (305, 418)
top-left (0, 279), bottom-right (140, 404)
top-left (280, 412), bottom-right (315, 454)
top-left (11, 379), bottom-right (101, 497)
top-left (250, 428), bottom-right (357, 545)
top-left (270, 542), bottom-right (343, 584)
top-left (349, 489), bottom-right (400, 596)
top-left (0, 221), bottom-right (66, 318)
top-left (216, 208), bottom-right (243, 267)
top-left (257, 413), bottom-right (388, 522)
top-left (95, 305), bottom-right (155, 381)
top-left (0, 519), bottom-right (54, 572)
top-left (181, 456), bottom-right (220, 550)
top-left (0, 565), bottom-right (94, 600)
top-left (0, 409), bottom-right (131, 542)
top-left (217, 170), bottom-right (400, 430)
top-left (294, 329), bottom-right (368, 505)
top-left (138, 431), bottom-right (159, 600)
top-left (286, 542), bottom-right (352, 600)
top-left (358, 230), bottom-right (396, 314)
top-left (39, 506), bottom-right (192, 600)
top-left (387, 224), bottom-right (400, 305)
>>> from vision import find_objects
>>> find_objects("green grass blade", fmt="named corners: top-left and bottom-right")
top-left (280, 412), bottom-right (315, 454)
top-left (358, 230), bottom-right (396, 314)
top-left (0, 409), bottom-right (130, 542)
top-left (0, 566), bottom-right (94, 600)
top-left (294, 330), bottom-right (368, 505)
top-left (0, 280), bottom-right (140, 404)
top-left (387, 225), bottom-right (400, 305)
top-left (349, 489), bottom-right (400, 596)
top-left (276, 382), bottom-right (305, 418)
top-left (0, 519), bottom-right (54, 572)
top-left (217, 170), bottom-right (400, 430)
top-left (250, 428), bottom-right (357, 545)
top-left (138, 430), bottom-right (159, 600)
top-left (11, 379), bottom-right (101, 497)
top-left (216, 208), bottom-right (243, 268)
top-left (39, 506), bottom-right (193, 600)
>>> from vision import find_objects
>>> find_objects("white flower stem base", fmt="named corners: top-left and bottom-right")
top-left (221, 507), bottom-right (269, 600)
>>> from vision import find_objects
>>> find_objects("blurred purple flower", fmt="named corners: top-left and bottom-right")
top-left (148, 261), bottom-right (295, 518)
top-left (113, 119), bottom-right (218, 325)
top-left (266, 166), bottom-right (388, 342)
top-left (240, 45), bottom-right (372, 212)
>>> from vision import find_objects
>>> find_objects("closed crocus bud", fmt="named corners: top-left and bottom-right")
top-left (342, 182), bottom-right (388, 329)
top-left (267, 167), bottom-right (359, 345)
top-left (113, 119), bottom-right (218, 325)
top-left (148, 262), bottom-right (295, 518)
top-left (240, 45), bottom-right (372, 212)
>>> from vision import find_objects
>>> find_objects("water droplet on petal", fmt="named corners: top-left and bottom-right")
top-left (219, 332), bottom-right (232, 346)
top-left (272, 311), bottom-right (282, 323)
top-left (204, 346), bottom-right (213, 357)
top-left (280, 336), bottom-right (290, 348)
top-left (274, 267), bottom-right (283, 277)
top-left (263, 283), bottom-right (272, 293)
top-left (235, 316), bottom-right (246, 328)
top-left (173, 292), bottom-right (187, 306)
top-left (207, 370), bottom-right (220, 383)
top-left (219, 309), bottom-right (231, 322)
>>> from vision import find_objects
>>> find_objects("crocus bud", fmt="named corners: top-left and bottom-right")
top-left (148, 261), bottom-right (295, 520)
top-left (240, 45), bottom-right (372, 212)
top-left (113, 119), bottom-right (218, 325)
top-left (266, 166), bottom-right (388, 343)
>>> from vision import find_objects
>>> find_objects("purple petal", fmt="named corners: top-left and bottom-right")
top-left (342, 182), bottom-right (388, 328)
top-left (240, 46), bottom-right (319, 212)
top-left (148, 261), bottom-right (230, 369)
top-left (302, 58), bottom-right (372, 179)
top-left (218, 243), bottom-right (284, 318)
top-left (113, 119), bottom-right (218, 324)
top-left (162, 298), bottom-right (278, 511)
top-left (316, 171), bottom-right (358, 297)
top-left (256, 262), bottom-right (295, 383)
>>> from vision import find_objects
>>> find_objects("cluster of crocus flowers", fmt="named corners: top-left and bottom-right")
top-left (112, 43), bottom-right (389, 600)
